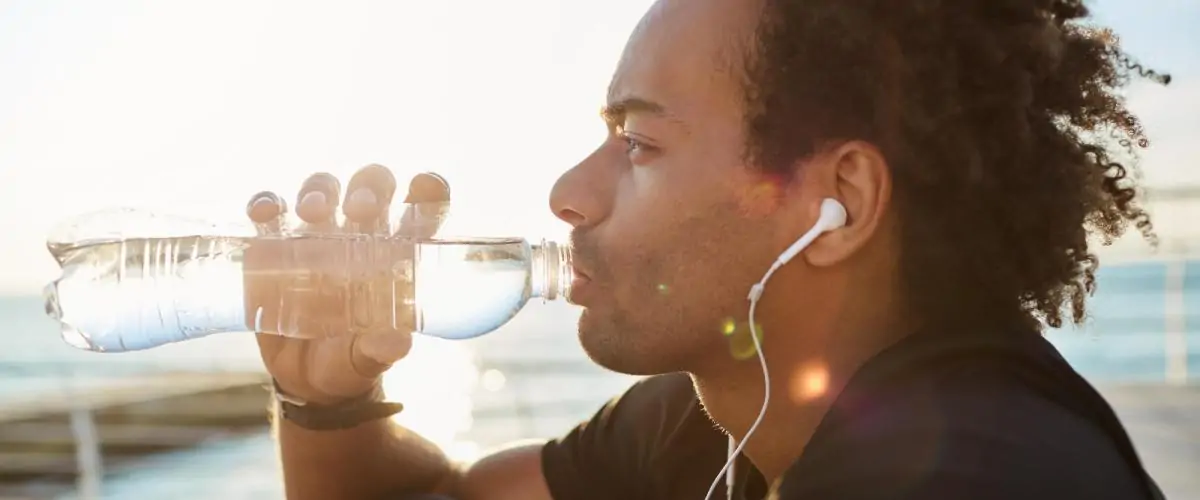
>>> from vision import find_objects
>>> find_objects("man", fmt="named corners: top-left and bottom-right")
top-left (245, 0), bottom-right (1171, 498)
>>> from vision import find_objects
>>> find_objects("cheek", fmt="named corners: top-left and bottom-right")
top-left (592, 145), bottom-right (782, 314)
top-left (599, 188), bottom-right (777, 324)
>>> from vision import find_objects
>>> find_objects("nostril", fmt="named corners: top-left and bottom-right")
top-left (556, 208), bottom-right (588, 227)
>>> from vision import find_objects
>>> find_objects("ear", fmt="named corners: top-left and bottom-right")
top-left (795, 140), bottom-right (892, 267)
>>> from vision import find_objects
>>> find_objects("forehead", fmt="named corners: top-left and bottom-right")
top-left (608, 0), bottom-right (758, 117)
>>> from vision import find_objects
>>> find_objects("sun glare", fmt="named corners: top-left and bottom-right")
top-left (377, 242), bottom-right (534, 463)
top-left (382, 334), bottom-right (482, 462)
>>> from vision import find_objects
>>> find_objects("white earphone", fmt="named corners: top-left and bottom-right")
top-left (704, 198), bottom-right (848, 500)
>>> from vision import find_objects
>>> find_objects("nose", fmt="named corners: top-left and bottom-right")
top-left (549, 148), bottom-right (614, 228)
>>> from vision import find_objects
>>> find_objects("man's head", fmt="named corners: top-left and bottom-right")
top-left (549, 0), bottom-right (1166, 376)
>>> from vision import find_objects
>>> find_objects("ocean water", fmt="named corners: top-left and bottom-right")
top-left (1, 259), bottom-right (1197, 499)
top-left (0, 295), bottom-right (638, 500)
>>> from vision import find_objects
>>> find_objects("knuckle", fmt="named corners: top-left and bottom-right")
top-left (351, 164), bottom-right (397, 192)
top-left (303, 172), bottom-right (342, 192)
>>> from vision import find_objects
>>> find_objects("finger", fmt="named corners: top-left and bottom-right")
top-left (246, 191), bottom-right (288, 231)
top-left (245, 191), bottom-right (289, 355)
top-left (343, 164), bottom-right (397, 234)
top-left (288, 173), bottom-right (342, 344)
top-left (395, 172), bottom-right (452, 239)
top-left (404, 172), bottom-right (451, 203)
top-left (352, 329), bottom-right (413, 376)
top-left (295, 172), bottom-right (342, 230)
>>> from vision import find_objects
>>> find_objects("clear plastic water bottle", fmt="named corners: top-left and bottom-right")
top-left (41, 205), bottom-right (572, 352)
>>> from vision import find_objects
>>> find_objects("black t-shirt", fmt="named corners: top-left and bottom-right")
top-left (540, 329), bottom-right (1164, 500)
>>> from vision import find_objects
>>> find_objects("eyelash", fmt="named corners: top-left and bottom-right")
top-left (622, 134), bottom-right (643, 152)
top-left (618, 132), bottom-right (655, 156)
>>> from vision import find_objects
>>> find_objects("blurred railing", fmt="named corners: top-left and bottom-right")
top-left (1164, 257), bottom-right (1190, 384)
top-left (1145, 185), bottom-right (1200, 202)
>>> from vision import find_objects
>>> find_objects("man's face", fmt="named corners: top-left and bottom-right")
top-left (549, 0), bottom-right (786, 375)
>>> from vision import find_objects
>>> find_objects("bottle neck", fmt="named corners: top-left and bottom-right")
top-left (530, 240), bottom-right (572, 301)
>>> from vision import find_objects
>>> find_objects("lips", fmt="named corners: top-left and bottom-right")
top-left (565, 232), bottom-right (599, 305)
top-left (567, 266), bottom-right (594, 305)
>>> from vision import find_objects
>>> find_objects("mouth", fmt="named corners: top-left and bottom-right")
top-left (567, 266), bottom-right (594, 304)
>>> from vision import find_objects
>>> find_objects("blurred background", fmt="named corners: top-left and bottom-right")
top-left (0, 1), bottom-right (1196, 499)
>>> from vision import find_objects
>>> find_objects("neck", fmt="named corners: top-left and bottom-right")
top-left (691, 271), bottom-right (912, 482)
top-left (692, 358), bottom-right (839, 483)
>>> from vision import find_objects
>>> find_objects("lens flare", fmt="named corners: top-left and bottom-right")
top-left (738, 179), bottom-right (784, 216)
top-left (723, 318), bottom-right (764, 360)
top-left (722, 318), bottom-right (737, 336)
top-left (790, 363), bottom-right (829, 402)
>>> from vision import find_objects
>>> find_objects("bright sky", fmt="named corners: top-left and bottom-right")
top-left (1, 0), bottom-right (1197, 295)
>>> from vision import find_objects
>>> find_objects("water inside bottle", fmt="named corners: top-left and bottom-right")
top-left (45, 236), bottom-right (251, 351)
top-left (413, 238), bottom-right (538, 340)
top-left (43, 235), bottom-right (551, 351)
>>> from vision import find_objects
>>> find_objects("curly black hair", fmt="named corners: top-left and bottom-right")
top-left (742, 0), bottom-right (1171, 331)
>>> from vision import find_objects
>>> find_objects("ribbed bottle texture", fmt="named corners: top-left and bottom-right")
top-left (42, 209), bottom-right (571, 352)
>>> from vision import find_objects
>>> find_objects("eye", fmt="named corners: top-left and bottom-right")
top-left (622, 134), bottom-right (644, 152)
top-left (619, 132), bottom-right (657, 158)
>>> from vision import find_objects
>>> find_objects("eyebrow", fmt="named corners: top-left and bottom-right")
top-left (600, 97), bottom-right (670, 129)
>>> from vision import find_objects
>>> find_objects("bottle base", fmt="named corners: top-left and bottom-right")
top-left (44, 281), bottom-right (103, 352)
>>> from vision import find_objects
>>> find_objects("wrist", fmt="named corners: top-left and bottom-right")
top-left (272, 378), bottom-right (404, 431)
top-left (272, 375), bottom-right (380, 406)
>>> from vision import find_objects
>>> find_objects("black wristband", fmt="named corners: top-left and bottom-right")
top-left (272, 379), bottom-right (404, 431)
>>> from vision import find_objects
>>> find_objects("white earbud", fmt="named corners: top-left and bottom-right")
top-left (746, 198), bottom-right (848, 304)
top-left (706, 197), bottom-right (848, 500)
top-left (776, 198), bottom-right (848, 265)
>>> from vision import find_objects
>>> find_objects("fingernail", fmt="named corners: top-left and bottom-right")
top-left (300, 190), bottom-right (327, 209)
top-left (247, 193), bottom-right (286, 228)
top-left (405, 173), bottom-right (450, 203)
top-left (348, 188), bottom-right (377, 208)
top-left (247, 191), bottom-right (284, 213)
top-left (249, 196), bottom-right (277, 215)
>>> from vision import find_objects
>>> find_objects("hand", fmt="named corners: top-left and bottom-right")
top-left (244, 165), bottom-right (451, 405)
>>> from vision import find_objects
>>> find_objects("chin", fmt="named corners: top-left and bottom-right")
top-left (576, 308), bottom-right (694, 376)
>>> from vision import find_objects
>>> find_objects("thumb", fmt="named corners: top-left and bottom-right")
top-left (351, 329), bottom-right (414, 378)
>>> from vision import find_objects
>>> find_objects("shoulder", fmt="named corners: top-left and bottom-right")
top-left (541, 373), bottom-right (726, 500)
top-left (773, 356), bottom-right (1148, 500)
top-left (547, 371), bottom-right (704, 451)
top-left (601, 370), bottom-right (703, 430)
